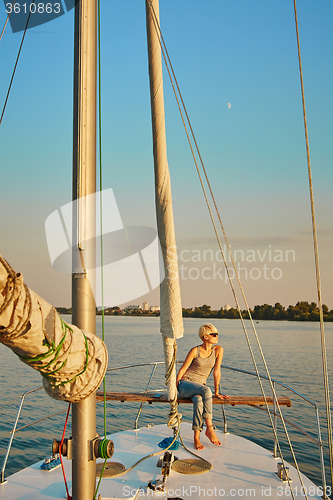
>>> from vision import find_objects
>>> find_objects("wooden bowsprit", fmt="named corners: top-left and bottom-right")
top-left (96, 391), bottom-right (291, 407)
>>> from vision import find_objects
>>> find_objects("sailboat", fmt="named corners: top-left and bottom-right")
top-left (0, 1), bottom-right (332, 499)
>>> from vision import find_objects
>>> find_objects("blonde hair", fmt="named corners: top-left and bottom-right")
top-left (199, 323), bottom-right (218, 340)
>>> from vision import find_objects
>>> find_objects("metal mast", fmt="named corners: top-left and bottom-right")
top-left (72, 0), bottom-right (97, 498)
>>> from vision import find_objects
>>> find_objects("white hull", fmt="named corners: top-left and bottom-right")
top-left (0, 423), bottom-right (322, 500)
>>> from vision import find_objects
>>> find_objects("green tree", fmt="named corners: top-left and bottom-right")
top-left (192, 304), bottom-right (212, 317)
top-left (182, 308), bottom-right (193, 317)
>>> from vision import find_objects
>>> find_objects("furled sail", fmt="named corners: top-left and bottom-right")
top-left (146, 0), bottom-right (184, 405)
top-left (0, 255), bottom-right (107, 403)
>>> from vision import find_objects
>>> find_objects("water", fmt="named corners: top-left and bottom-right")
top-left (1, 316), bottom-right (332, 489)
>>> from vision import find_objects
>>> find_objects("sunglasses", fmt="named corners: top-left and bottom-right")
top-left (209, 333), bottom-right (218, 337)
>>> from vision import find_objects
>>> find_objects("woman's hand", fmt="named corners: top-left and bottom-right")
top-left (214, 393), bottom-right (230, 400)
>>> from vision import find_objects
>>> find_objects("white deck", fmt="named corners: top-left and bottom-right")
top-left (0, 423), bottom-right (322, 499)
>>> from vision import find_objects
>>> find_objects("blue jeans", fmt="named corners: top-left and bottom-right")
top-left (178, 379), bottom-right (213, 431)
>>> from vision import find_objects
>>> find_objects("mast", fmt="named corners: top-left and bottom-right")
top-left (72, 0), bottom-right (97, 498)
top-left (145, 0), bottom-right (184, 402)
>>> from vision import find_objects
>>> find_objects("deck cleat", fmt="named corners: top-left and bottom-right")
top-left (147, 479), bottom-right (166, 492)
top-left (40, 454), bottom-right (61, 471)
top-left (277, 462), bottom-right (292, 482)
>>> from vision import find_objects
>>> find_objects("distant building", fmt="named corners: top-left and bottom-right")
top-left (143, 301), bottom-right (149, 311)
top-left (224, 304), bottom-right (232, 311)
top-left (124, 305), bottom-right (141, 312)
top-left (150, 306), bottom-right (160, 312)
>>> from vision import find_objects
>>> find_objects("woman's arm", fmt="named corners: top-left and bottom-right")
top-left (213, 346), bottom-right (229, 399)
top-left (176, 347), bottom-right (197, 386)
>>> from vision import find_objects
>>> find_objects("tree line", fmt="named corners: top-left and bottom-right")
top-left (182, 302), bottom-right (333, 322)
top-left (56, 301), bottom-right (333, 321)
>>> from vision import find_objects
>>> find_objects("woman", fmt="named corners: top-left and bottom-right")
top-left (176, 323), bottom-right (229, 450)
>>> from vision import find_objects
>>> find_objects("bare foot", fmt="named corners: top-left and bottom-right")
top-left (194, 437), bottom-right (204, 450)
top-left (205, 427), bottom-right (221, 446)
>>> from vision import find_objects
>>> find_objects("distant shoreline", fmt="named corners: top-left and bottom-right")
top-left (56, 301), bottom-right (333, 322)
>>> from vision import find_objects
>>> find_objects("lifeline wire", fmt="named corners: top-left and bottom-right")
top-left (146, 2), bottom-right (307, 497)
top-left (0, 0), bottom-right (35, 126)
top-left (293, 0), bottom-right (333, 488)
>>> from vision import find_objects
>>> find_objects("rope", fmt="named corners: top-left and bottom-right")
top-left (59, 403), bottom-right (72, 500)
top-left (17, 332), bottom-right (65, 364)
top-left (0, 0), bottom-right (35, 126)
top-left (293, 0), bottom-right (333, 488)
top-left (93, 339), bottom-right (201, 478)
top-left (146, 3), bottom-right (308, 497)
top-left (97, 0), bottom-right (107, 441)
top-left (165, 340), bottom-right (182, 428)
top-left (107, 415), bottom-right (182, 479)
top-left (98, 416), bottom-right (211, 480)
top-left (14, 317), bottom-right (89, 387)
top-left (97, 439), bottom-right (110, 460)
top-left (104, 343), bottom-right (211, 477)
top-left (0, 0), bottom-right (16, 43)
top-left (51, 328), bottom-right (89, 387)
top-left (93, 0), bottom-right (108, 497)
top-left (178, 431), bottom-right (211, 465)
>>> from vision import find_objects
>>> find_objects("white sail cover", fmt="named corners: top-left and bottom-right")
top-left (146, 0), bottom-right (183, 341)
top-left (0, 255), bottom-right (107, 403)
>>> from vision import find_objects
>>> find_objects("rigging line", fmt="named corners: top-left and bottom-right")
top-left (147, 0), bottom-right (309, 461)
top-left (150, 7), bottom-right (311, 496)
top-left (147, 0), bottom-right (282, 459)
top-left (94, 1), bottom-right (107, 498)
top-left (0, 0), bottom-right (16, 43)
top-left (147, 0), bottom-right (283, 385)
top-left (147, 3), bottom-right (307, 497)
top-left (293, 0), bottom-right (333, 488)
top-left (59, 403), bottom-right (72, 500)
top-left (97, 0), bottom-right (106, 437)
top-left (157, 16), bottom-right (311, 491)
top-left (110, 418), bottom-right (211, 478)
top-left (107, 416), bottom-right (183, 478)
top-left (0, 0), bottom-right (35, 126)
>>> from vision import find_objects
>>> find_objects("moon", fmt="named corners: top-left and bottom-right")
top-left (227, 102), bottom-right (232, 109)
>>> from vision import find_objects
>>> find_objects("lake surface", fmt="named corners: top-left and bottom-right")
top-left (1, 316), bottom-right (332, 489)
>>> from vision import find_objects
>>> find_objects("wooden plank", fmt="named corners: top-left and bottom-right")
top-left (96, 391), bottom-right (291, 407)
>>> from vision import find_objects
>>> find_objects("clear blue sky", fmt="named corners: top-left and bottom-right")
top-left (0, 0), bottom-right (332, 310)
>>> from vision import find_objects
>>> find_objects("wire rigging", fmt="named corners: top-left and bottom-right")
top-left (0, 0), bottom-right (35, 126)
top-left (146, 1), bottom-right (313, 497)
top-left (0, 0), bottom-right (16, 43)
top-left (59, 403), bottom-right (72, 500)
top-left (97, 0), bottom-right (106, 440)
top-left (293, 0), bottom-right (333, 488)
top-left (93, 0), bottom-right (108, 497)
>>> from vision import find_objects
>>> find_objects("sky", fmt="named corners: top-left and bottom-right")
top-left (0, 0), bottom-right (332, 311)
